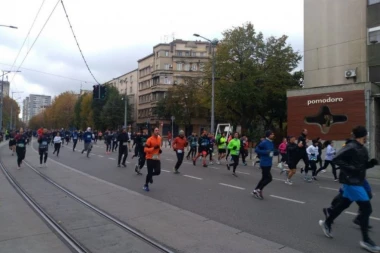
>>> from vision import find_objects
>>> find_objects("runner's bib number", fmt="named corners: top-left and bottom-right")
top-left (269, 151), bottom-right (273, 157)
top-left (152, 154), bottom-right (159, 160)
top-left (177, 150), bottom-right (183, 154)
top-left (123, 143), bottom-right (128, 146)
top-left (17, 143), bottom-right (25, 148)
top-left (42, 141), bottom-right (48, 145)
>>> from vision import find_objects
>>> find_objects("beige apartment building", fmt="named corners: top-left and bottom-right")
top-left (105, 69), bottom-right (138, 128)
top-left (287, 0), bottom-right (380, 158)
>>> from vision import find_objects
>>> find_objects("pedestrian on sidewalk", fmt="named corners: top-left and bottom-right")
top-left (226, 132), bottom-right (241, 176)
top-left (172, 130), bottom-right (188, 174)
top-left (15, 128), bottom-right (28, 169)
top-left (143, 128), bottom-right (162, 192)
top-left (252, 130), bottom-right (275, 200)
top-left (318, 126), bottom-right (379, 252)
top-left (52, 132), bottom-right (62, 157)
top-left (117, 127), bottom-right (129, 167)
top-left (38, 128), bottom-right (49, 167)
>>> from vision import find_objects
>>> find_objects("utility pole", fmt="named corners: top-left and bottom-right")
top-left (124, 93), bottom-right (127, 128)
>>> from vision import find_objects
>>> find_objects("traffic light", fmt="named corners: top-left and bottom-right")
top-left (93, 85), bottom-right (100, 99)
top-left (100, 85), bottom-right (107, 100)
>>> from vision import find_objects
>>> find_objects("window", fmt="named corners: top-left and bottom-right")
top-left (185, 51), bottom-right (190, 56)
top-left (369, 0), bottom-right (380, 5)
top-left (177, 63), bottom-right (182, 70)
top-left (130, 86), bottom-right (133, 93)
top-left (165, 51), bottom-right (169, 56)
top-left (184, 64), bottom-right (190, 71)
top-left (164, 64), bottom-right (170, 70)
top-left (192, 52), bottom-right (197, 57)
top-left (200, 52), bottom-right (205, 57)
top-left (368, 26), bottom-right (380, 44)
top-left (191, 64), bottom-right (197, 71)
top-left (176, 51), bottom-right (182, 56)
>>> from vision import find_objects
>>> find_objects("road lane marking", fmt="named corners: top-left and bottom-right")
top-left (184, 162), bottom-right (192, 165)
top-left (98, 155), bottom-right (104, 158)
top-left (184, 175), bottom-right (203, 180)
top-left (108, 158), bottom-right (116, 160)
top-left (319, 186), bottom-right (339, 191)
top-left (236, 171), bottom-right (250, 175)
top-left (161, 170), bottom-right (171, 173)
top-left (269, 195), bottom-right (305, 204)
top-left (219, 183), bottom-right (245, 190)
top-left (272, 177), bottom-right (284, 181)
top-left (345, 211), bottom-right (380, 221)
top-left (166, 159), bottom-right (174, 161)
top-left (209, 166), bottom-right (220, 170)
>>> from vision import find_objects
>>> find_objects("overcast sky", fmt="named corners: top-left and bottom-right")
top-left (1, 0), bottom-right (303, 116)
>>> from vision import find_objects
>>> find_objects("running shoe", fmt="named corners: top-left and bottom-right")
top-left (319, 220), bottom-right (333, 238)
top-left (360, 239), bottom-right (380, 253)
top-left (143, 185), bottom-right (150, 192)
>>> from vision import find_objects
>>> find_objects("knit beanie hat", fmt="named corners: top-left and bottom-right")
top-left (265, 130), bottom-right (273, 138)
top-left (352, 126), bottom-right (367, 138)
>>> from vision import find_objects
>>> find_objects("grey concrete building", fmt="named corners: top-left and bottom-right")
top-left (23, 94), bottom-right (51, 123)
top-left (0, 80), bottom-right (10, 97)
top-left (287, 0), bottom-right (380, 158)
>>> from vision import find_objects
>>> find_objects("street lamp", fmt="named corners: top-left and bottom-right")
top-left (193, 33), bottom-right (218, 134)
top-left (11, 91), bottom-right (23, 130)
top-left (0, 25), bottom-right (18, 29)
top-left (1, 70), bottom-right (21, 131)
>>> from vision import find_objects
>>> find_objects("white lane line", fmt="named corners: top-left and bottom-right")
top-left (166, 159), bottom-right (174, 161)
top-left (236, 171), bottom-right (250, 175)
top-left (108, 158), bottom-right (116, 160)
top-left (345, 211), bottom-right (380, 221)
top-left (219, 183), bottom-right (245, 190)
top-left (161, 170), bottom-right (171, 173)
top-left (184, 162), bottom-right (192, 165)
top-left (209, 166), bottom-right (220, 170)
top-left (98, 155), bottom-right (104, 158)
top-left (269, 195), bottom-right (305, 204)
top-left (319, 186), bottom-right (339, 191)
top-left (184, 175), bottom-right (203, 180)
top-left (272, 177), bottom-right (284, 181)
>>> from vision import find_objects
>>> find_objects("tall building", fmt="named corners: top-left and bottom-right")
top-left (0, 80), bottom-right (10, 97)
top-left (23, 94), bottom-right (51, 123)
top-left (287, 0), bottom-right (380, 158)
top-left (105, 39), bottom-right (212, 135)
top-left (106, 69), bottom-right (138, 127)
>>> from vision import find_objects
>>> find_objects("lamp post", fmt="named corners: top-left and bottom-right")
top-left (122, 92), bottom-right (127, 129)
top-left (1, 70), bottom-right (21, 131)
top-left (0, 25), bottom-right (18, 29)
top-left (193, 33), bottom-right (218, 134)
top-left (11, 91), bottom-right (23, 130)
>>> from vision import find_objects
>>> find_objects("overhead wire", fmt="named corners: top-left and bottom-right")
top-left (10, 0), bottom-right (61, 84)
top-left (60, 0), bottom-right (100, 84)
top-left (9, 0), bottom-right (46, 75)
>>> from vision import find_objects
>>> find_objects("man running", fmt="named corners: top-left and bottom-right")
top-left (53, 132), bottom-right (62, 157)
top-left (117, 128), bottom-right (129, 167)
top-left (252, 130), bottom-right (275, 200)
top-left (193, 130), bottom-right (210, 167)
top-left (81, 127), bottom-right (94, 158)
top-left (226, 132), bottom-right (241, 176)
top-left (298, 129), bottom-right (309, 173)
top-left (134, 128), bottom-right (149, 175)
top-left (14, 128), bottom-right (28, 169)
top-left (143, 127), bottom-right (162, 192)
top-left (172, 130), bottom-right (188, 174)
top-left (38, 128), bottom-right (49, 167)
top-left (284, 136), bottom-right (302, 185)
top-left (8, 131), bottom-right (16, 156)
top-left (319, 126), bottom-right (379, 252)
top-left (186, 133), bottom-right (197, 160)
top-left (217, 132), bottom-right (227, 164)
top-left (72, 130), bottom-right (79, 151)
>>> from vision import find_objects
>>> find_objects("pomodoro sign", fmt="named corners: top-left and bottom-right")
top-left (307, 97), bottom-right (344, 106)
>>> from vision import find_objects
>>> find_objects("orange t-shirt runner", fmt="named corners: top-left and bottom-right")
top-left (144, 135), bottom-right (162, 160)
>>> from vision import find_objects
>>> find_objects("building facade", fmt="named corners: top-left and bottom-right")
top-left (287, 0), bottom-right (380, 158)
top-left (0, 80), bottom-right (10, 97)
top-left (22, 95), bottom-right (51, 123)
top-left (105, 69), bottom-right (138, 128)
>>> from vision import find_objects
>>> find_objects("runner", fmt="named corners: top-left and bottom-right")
top-left (278, 137), bottom-right (288, 169)
top-left (284, 136), bottom-right (302, 185)
top-left (143, 128), bottom-right (162, 192)
top-left (81, 127), bottom-right (94, 158)
top-left (186, 133), bottom-right (197, 160)
top-left (217, 133), bottom-right (227, 164)
top-left (315, 140), bottom-right (337, 181)
top-left (105, 130), bottom-right (113, 154)
top-left (14, 128), bottom-right (28, 169)
top-left (135, 127), bottom-right (149, 175)
top-left (318, 126), bottom-right (379, 252)
top-left (208, 133), bottom-right (215, 165)
top-left (38, 128), bottom-right (49, 167)
top-left (52, 132), bottom-right (62, 157)
top-left (72, 130), bottom-right (79, 151)
top-left (117, 127), bottom-right (129, 167)
top-left (305, 139), bottom-right (319, 181)
top-left (172, 130), bottom-right (188, 174)
top-left (8, 131), bottom-right (16, 156)
top-left (226, 132), bottom-right (241, 176)
top-left (252, 130), bottom-right (275, 200)
top-left (193, 130), bottom-right (210, 168)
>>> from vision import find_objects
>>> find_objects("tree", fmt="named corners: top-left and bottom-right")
top-left (100, 86), bottom-right (126, 130)
top-left (79, 93), bottom-right (94, 130)
top-left (207, 22), bottom-right (302, 133)
top-left (2, 96), bottom-right (21, 130)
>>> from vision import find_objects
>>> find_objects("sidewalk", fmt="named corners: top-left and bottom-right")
top-left (0, 151), bottom-right (71, 253)
top-left (22, 144), bottom-right (303, 253)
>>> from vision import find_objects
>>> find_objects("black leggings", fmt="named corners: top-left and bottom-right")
top-left (73, 140), bottom-right (78, 151)
top-left (326, 197), bottom-right (372, 241)
top-left (39, 149), bottom-right (48, 164)
top-left (175, 152), bottom-right (184, 170)
top-left (229, 155), bottom-right (239, 172)
top-left (316, 160), bottom-right (337, 179)
top-left (106, 143), bottom-right (112, 152)
top-left (240, 150), bottom-right (247, 163)
top-left (53, 143), bottom-right (61, 156)
top-left (118, 147), bottom-right (128, 165)
top-left (187, 146), bottom-right (196, 159)
top-left (16, 147), bottom-right (26, 167)
top-left (306, 160), bottom-right (317, 176)
top-left (145, 160), bottom-right (161, 185)
top-left (138, 149), bottom-right (146, 169)
top-left (255, 166), bottom-right (272, 190)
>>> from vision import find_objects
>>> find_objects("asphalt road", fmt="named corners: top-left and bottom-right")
top-left (27, 140), bottom-right (380, 253)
